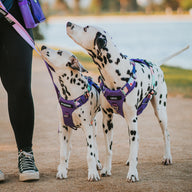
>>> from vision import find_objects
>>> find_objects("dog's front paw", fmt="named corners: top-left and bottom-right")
top-left (162, 156), bottom-right (172, 165)
top-left (56, 164), bottom-right (68, 179)
top-left (96, 160), bottom-right (102, 170)
top-left (100, 167), bottom-right (111, 177)
top-left (88, 169), bottom-right (100, 181)
top-left (127, 169), bottom-right (139, 182)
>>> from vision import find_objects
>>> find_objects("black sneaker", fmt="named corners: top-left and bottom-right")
top-left (0, 170), bottom-right (5, 181)
top-left (18, 150), bottom-right (39, 181)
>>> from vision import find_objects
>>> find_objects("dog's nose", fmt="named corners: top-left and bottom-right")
top-left (66, 22), bottom-right (72, 27)
top-left (41, 45), bottom-right (47, 51)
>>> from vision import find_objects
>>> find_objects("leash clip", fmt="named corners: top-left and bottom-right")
top-left (148, 89), bottom-right (157, 98)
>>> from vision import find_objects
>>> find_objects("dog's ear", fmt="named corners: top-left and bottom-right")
top-left (96, 37), bottom-right (107, 50)
top-left (69, 56), bottom-right (88, 73)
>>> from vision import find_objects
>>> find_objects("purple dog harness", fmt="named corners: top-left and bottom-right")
top-left (59, 77), bottom-right (100, 130)
top-left (100, 59), bottom-right (156, 117)
top-left (58, 91), bottom-right (91, 130)
top-left (100, 61), bottom-right (136, 117)
top-left (46, 64), bottom-right (97, 130)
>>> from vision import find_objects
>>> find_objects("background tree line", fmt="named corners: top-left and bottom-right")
top-left (51, 0), bottom-right (192, 15)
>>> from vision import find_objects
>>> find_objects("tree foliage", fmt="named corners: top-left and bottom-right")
top-left (180, 0), bottom-right (192, 10)
top-left (41, 0), bottom-right (192, 16)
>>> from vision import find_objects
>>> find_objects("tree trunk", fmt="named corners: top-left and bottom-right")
top-left (119, 0), bottom-right (129, 12)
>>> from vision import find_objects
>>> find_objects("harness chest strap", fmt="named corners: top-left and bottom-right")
top-left (100, 61), bottom-right (136, 117)
top-left (59, 89), bottom-right (91, 130)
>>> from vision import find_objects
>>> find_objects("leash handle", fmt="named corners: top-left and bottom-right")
top-left (0, 1), bottom-right (60, 99)
top-left (0, 1), bottom-right (40, 54)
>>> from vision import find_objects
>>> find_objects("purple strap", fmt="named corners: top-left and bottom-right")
top-left (130, 58), bottom-right (156, 115)
top-left (137, 95), bottom-right (151, 116)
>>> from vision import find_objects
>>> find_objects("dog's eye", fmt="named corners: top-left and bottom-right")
top-left (66, 62), bottom-right (70, 67)
top-left (83, 26), bottom-right (89, 32)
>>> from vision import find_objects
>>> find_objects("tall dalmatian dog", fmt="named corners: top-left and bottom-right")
top-left (66, 22), bottom-right (172, 182)
top-left (41, 46), bottom-right (102, 181)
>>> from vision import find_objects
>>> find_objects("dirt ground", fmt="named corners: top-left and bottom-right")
top-left (0, 56), bottom-right (192, 192)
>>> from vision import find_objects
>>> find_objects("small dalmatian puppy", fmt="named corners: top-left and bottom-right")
top-left (66, 22), bottom-right (172, 182)
top-left (41, 46), bottom-right (102, 181)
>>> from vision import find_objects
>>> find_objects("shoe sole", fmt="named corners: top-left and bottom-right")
top-left (0, 174), bottom-right (5, 182)
top-left (19, 172), bottom-right (39, 182)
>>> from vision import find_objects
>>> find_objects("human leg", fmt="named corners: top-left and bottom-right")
top-left (0, 2), bottom-right (39, 181)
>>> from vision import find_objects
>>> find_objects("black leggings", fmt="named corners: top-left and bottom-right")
top-left (0, 2), bottom-right (34, 151)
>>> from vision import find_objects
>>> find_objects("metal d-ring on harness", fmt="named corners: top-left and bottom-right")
top-left (99, 59), bottom-right (156, 117)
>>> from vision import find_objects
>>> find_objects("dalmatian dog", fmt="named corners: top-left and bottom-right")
top-left (41, 46), bottom-right (102, 181)
top-left (66, 22), bottom-right (172, 182)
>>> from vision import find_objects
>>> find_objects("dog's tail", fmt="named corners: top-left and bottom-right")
top-left (157, 45), bottom-right (190, 66)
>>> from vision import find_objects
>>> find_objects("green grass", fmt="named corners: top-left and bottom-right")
top-left (161, 65), bottom-right (192, 97)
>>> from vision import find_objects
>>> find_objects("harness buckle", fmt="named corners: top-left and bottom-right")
top-left (149, 89), bottom-right (157, 96)
top-left (85, 92), bottom-right (90, 99)
top-left (147, 89), bottom-right (157, 99)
